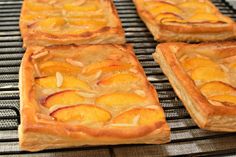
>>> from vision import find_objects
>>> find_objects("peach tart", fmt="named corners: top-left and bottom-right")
top-left (133, 0), bottom-right (236, 42)
top-left (19, 0), bottom-right (125, 47)
top-left (153, 42), bottom-right (236, 132)
top-left (19, 44), bottom-right (170, 151)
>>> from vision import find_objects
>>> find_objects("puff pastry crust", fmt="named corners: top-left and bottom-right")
top-left (20, 0), bottom-right (125, 47)
top-left (153, 42), bottom-right (236, 132)
top-left (19, 44), bottom-right (170, 151)
top-left (133, 0), bottom-right (236, 42)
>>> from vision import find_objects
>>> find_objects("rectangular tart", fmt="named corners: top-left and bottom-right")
top-left (20, 0), bottom-right (125, 47)
top-left (19, 44), bottom-right (170, 151)
top-left (153, 42), bottom-right (236, 131)
top-left (133, 0), bottom-right (236, 42)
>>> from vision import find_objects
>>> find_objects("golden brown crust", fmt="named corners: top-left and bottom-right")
top-left (19, 44), bottom-right (170, 152)
top-left (153, 42), bottom-right (236, 132)
top-left (133, 0), bottom-right (236, 42)
top-left (20, 0), bottom-right (125, 47)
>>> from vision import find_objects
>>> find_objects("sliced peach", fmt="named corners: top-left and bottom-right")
top-left (38, 17), bottom-right (65, 28)
top-left (145, 1), bottom-right (176, 9)
top-left (200, 81), bottom-right (235, 97)
top-left (181, 57), bottom-right (218, 71)
top-left (24, 14), bottom-right (49, 21)
top-left (178, 1), bottom-right (213, 13)
top-left (43, 90), bottom-right (85, 108)
top-left (160, 17), bottom-right (186, 24)
top-left (155, 13), bottom-right (185, 24)
top-left (25, 2), bottom-right (55, 11)
top-left (150, 3), bottom-right (182, 16)
top-left (155, 13), bottom-right (176, 22)
top-left (112, 108), bottom-right (164, 126)
top-left (188, 13), bottom-right (219, 23)
top-left (67, 14), bottom-right (104, 19)
top-left (50, 104), bottom-right (111, 123)
top-left (190, 67), bottom-right (226, 83)
top-left (39, 61), bottom-right (81, 75)
top-left (23, 14), bottom-right (36, 21)
top-left (178, 48), bottom-right (214, 59)
top-left (35, 76), bottom-right (56, 88)
top-left (144, 0), bottom-right (175, 6)
top-left (96, 93), bottom-right (145, 107)
top-left (209, 95), bottom-right (236, 106)
top-left (144, 1), bottom-right (163, 7)
top-left (228, 63), bottom-right (236, 87)
top-left (35, 75), bottom-right (91, 91)
top-left (68, 19), bottom-right (107, 27)
top-left (82, 60), bottom-right (131, 75)
top-left (63, 28), bottom-right (85, 35)
top-left (98, 73), bottom-right (139, 86)
top-left (229, 63), bottom-right (236, 69)
top-left (63, 3), bottom-right (98, 11)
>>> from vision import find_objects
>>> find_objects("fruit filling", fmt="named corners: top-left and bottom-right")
top-left (31, 45), bottom-right (164, 127)
top-left (22, 0), bottom-right (117, 34)
top-left (143, 0), bottom-right (230, 24)
top-left (178, 46), bottom-right (236, 107)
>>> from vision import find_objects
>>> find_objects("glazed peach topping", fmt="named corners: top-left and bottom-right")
top-left (143, 0), bottom-right (232, 24)
top-left (22, 0), bottom-right (117, 34)
top-left (31, 45), bottom-right (165, 127)
top-left (178, 46), bottom-right (236, 107)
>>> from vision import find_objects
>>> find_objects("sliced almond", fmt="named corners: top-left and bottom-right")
top-left (56, 72), bottom-right (63, 88)
top-left (112, 45), bottom-right (127, 52)
top-left (93, 70), bottom-right (102, 80)
top-left (179, 54), bottom-right (189, 62)
top-left (66, 58), bottom-right (84, 67)
top-left (193, 80), bottom-right (203, 87)
top-left (129, 68), bottom-right (138, 73)
top-left (62, 10), bottom-right (67, 16)
top-left (49, 0), bottom-right (57, 5)
top-left (220, 64), bottom-right (229, 73)
top-left (146, 105), bottom-right (158, 109)
top-left (77, 0), bottom-right (86, 6)
top-left (109, 123), bottom-right (136, 127)
top-left (132, 114), bottom-right (140, 125)
top-left (70, 0), bottom-right (87, 6)
top-left (33, 63), bottom-right (41, 77)
top-left (32, 47), bottom-right (45, 55)
top-left (76, 91), bottom-right (96, 98)
top-left (208, 100), bottom-right (225, 107)
top-left (49, 104), bottom-right (77, 114)
top-left (41, 89), bottom-right (55, 95)
top-left (31, 51), bottom-right (49, 59)
top-left (134, 90), bottom-right (146, 97)
top-left (36, 113), bottom-right (55, 121)
top-left (108, 53), bottom-right (123, 60)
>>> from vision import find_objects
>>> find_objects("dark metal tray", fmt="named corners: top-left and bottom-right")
top-left (0, 0), bottom-right (236, 156)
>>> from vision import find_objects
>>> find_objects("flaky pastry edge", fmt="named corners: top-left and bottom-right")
top-left (133, 0), bottom-right (236, 42)
top-left (19, 44), bottom-right (170, 151)
top-left (19, 0), bottom-right (126, 47)
top-left (153, 42), bottom-right (236, 132)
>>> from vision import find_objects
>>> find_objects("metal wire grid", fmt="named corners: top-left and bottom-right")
top-left (0, 0), bottom-right (235, 156)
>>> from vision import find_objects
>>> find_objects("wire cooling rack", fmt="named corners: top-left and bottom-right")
top-left (0, 0), bottom-right (236, 156)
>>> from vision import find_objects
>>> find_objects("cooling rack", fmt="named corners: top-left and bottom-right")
top-left (0, 0), bottom-right (236, 156)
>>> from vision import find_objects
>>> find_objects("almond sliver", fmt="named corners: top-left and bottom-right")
top-left (31, 51), bottom-right (49, 59)
top-left (132, 114), bottom-right (140, 125)
top-left (110, 123), bottom-right (136, 127)
top-left (76, 91), bottom-right (96, 98)
top-left (56, 72), bottom-right (63, 88)
top-left (66, 58), bottom-right (84, 67)
top-left (134, 90), bottom-right (146, 97)
top-left (33, 63), bottom-right (41, 77)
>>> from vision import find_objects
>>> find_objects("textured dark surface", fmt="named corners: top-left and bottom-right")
top-left (0, 0), bottom-right (236, 156)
